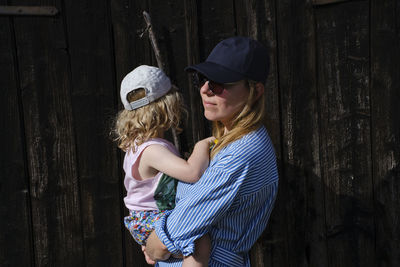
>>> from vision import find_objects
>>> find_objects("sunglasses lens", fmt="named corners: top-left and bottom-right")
top-left (209, 82), bottom-right (224, 95)
top-left (196, 74), bottom-right (208, 87)
top-left (195, 73), bottom-right (225, 95)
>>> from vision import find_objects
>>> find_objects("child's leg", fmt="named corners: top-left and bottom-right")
top-left (182, 234), bottom-right (211, 267)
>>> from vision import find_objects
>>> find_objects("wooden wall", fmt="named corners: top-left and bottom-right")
top-left (1, 0), bottom-right (399, 266)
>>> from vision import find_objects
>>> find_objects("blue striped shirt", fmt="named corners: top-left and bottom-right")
top-left (155, 126), bottom-right (279, 266)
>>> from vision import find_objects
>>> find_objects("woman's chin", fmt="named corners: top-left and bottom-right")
top-left (204, 111), bottom-right (216, 121)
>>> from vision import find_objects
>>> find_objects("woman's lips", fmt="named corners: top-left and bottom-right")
top-left (202, 101), bottom-right (215, 108)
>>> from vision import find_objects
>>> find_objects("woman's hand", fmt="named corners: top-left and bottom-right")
top-left (145, 231), bottom-right (171, 262)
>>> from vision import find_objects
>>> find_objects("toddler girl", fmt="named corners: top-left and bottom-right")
top-left (112, 65), bottom-right (212, 266)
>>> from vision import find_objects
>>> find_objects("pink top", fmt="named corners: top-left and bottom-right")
top-left (123, 138), bottom-right (179, 211)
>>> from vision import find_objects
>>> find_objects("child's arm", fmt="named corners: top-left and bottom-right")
top-left (140, 137), bottom-right (215, 183)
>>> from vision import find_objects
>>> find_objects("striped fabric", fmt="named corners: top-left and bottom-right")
top-left (155, 126), bottom-right (279, 266)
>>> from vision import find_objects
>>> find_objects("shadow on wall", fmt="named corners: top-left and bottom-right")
top-left (259, 162), bottom-right (399, 267)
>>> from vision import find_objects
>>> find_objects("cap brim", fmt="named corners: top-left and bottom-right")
top-left (185, 61), bottom-right (245, 83)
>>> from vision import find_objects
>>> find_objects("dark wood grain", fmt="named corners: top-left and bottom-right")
top-left (312, 0), bottom-right (351, 6)
top-left (316, 2), bottom-right (375, 266)
top-left (63, 0), bottom-right (124, 265)
top-left (184, 0), bottom-right (206, 145)
top-left (0, 5), bottom-right (58, 16)
top-left (0, 6), bottom-right (32, 267)
top-left (11, 0), bottom-right (84, 265)
top-left (371, 0), bottom-right (400, 266)
top-left (197, 0), bottom-right (236, 64)
top-left (111, 0), bottom-right (152, 85)
top-left (277, 0), bottom-right (328, 266)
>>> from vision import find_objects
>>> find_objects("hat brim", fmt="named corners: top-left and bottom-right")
top-left (185, 61), bottom-right (245, 84)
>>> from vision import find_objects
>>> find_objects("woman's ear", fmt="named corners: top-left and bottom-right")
top-left (255, 82), bottom-right (265, 100)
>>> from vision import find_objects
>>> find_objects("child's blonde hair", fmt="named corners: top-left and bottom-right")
top-left (113, 86), bottom-right (186, 151)
top-left (210, 80), bottom-right (265, 158)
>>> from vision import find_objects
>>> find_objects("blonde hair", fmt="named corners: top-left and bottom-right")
top-left (211, 80), bottom-right (265, 158)
top-left (112, 86), bottom-right (186, 151)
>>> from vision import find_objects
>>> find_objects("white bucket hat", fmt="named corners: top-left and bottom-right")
top-left (120, 65), bottom-right (172, 110)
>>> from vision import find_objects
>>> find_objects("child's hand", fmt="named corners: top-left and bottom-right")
top-left (199, 136), bottom-right (217, 149)
top-left (203, 136), bottom-right (217, 150)
top-left (203, 136), bottom-right (216, 144)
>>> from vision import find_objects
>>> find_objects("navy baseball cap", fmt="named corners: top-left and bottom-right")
top-left (185, 36), bottom-right (270, 83)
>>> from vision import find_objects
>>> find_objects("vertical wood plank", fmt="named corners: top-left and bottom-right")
top-left (277, 0), bottom-right (327, 266)
top-left (198, 0), bottom-right (236, 63)
top-left (0, 6), bottom-right (32, 267)
top-left (12, 0), bottom-right (84, 265)
top-left (235, 0), bottom-right (288, 266)
top-left (371, 0), bottom-right (400, 266)
top-left (184, 0), bottom-right (206, 144)
top-left (63, 0), bottom-right (124, 266)
top-left (110, 0), bottom-right (152, 266)
top-left (148, 0), bottom-right (198, 152)
top-left (233, 0), bottom-right (257, 38)
top-left (316, 2), bottom-right (375, 266)
top-left (111, 0), bottom-right (152, 84)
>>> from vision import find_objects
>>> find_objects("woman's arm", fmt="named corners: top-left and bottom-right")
top-left (149, 156), bottom-right (246, 257)
top-left (145, 231), bottom-right (211, 264)
top-left (141, 137), bottom-right (215, 183)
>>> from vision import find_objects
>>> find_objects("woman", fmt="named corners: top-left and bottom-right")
top-left (146, 36), bottom-right (279, 266)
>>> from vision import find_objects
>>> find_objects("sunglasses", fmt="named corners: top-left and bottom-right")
top-left (195, 73), bottom-right (229, 95)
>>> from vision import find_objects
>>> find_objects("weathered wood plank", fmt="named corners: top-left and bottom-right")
top-left (190, 0), bottom-right (237, 140)
top-left (277, 0), bottom-right (327, 266)
top-left (233, 0), bottom-right (254, 37)
top-left (198, 0), bottom-right (236, 64)
top-left (63, 0), bottom-right (124, 266)
top-left (312, 0), bottom-right (351, 6)
top-left (12, 0), bottom-right (84, 265)
top-left (235, 0), bottom-right (288, 266)
top-left (184, 0), bottom-right (206, 145)
top-left (0, 6), bottom-right (58, 16)
top-left (148, 0), bottom-right (194, 152)
top-left (316, 2), bottom-right (375, 266)
top-left (110, 0), bottom-right (152, 265)
top-left (371, 0), bottom-right (400, 265)
top-left (111, 0), bottom-right (153, 84)
top-left (0, 7), bottom-right (32, 267)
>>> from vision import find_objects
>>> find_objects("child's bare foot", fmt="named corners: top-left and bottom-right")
top-left (142, 246), bottom-right (156, 265)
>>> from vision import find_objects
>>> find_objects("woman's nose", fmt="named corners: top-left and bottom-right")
top-left (200, 81), bottom-right (214, 96)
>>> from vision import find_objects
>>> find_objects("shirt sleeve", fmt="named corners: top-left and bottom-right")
top-left (155, 154), bottom-right (248, 256)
